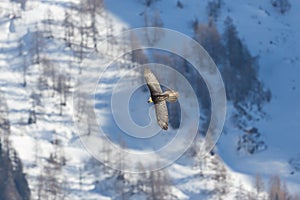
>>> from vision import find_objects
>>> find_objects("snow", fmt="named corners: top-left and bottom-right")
top-left (102, 0), bottom-right (300, 188)
top-left (0, 0), bottom-right (300, 199)
top-left (103, 0), bottom-right (300, 196)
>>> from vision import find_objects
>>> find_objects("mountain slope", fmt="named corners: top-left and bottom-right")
top-left (0, 0), bottom-right (299, 199)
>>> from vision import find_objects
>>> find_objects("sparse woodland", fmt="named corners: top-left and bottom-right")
top-left (0, 0), bottom-right (299, 199)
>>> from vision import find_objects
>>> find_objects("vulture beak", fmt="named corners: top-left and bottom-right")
top-left (147, 97), bottom-right (153, 103)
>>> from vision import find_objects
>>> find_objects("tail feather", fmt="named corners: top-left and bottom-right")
top-left (167, 95), bottom-right (178, 102)
top-left (163, 90), bottom-right (179, 103)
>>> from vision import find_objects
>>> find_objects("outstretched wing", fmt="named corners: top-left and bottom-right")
top-left (144, 67), bottom-right (168, 130)
top-left (155, 101), bottom-right (168, 130)
top-left (144, 67), bottom-right (163, 95)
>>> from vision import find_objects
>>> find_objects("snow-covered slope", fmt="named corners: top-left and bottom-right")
top-left (0, 0), bottom-right (300, 199)
top-left (104, 0), bottom-right (300, 193)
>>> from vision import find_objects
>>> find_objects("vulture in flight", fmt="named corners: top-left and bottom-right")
top-left (144, 67), bottom-right (179, 130)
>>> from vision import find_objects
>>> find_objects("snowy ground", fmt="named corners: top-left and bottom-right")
top-left (0, 0), bottom-right (300, 199)
top-left (104, 0), bottom-right (300, 194)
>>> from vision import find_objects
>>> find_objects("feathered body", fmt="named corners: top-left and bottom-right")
top-left (144, 67), bottom-right (179, 130)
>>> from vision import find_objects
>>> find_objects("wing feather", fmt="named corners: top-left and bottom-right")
top-left (155, 101), bottom-right (168, 130)
top-left (144, 67), bottom-right (162, 95)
